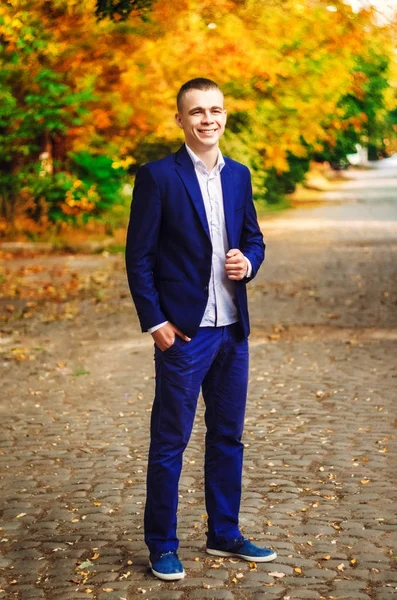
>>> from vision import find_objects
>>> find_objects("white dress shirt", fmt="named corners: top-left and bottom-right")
top-left (148, 144), bottom-right (252, 333)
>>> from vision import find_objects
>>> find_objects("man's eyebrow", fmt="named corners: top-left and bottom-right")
top-left (188, 105), bottom-right (224, 113)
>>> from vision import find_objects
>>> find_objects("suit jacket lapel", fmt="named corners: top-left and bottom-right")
top-left (221, 161), bottom-right (235, 248)
top-left (174, 146), bottom-right (211, 241)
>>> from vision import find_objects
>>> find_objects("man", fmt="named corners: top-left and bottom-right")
top-left (126, 78), bottom-right (276, 581)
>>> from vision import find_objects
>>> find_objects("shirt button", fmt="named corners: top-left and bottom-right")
top-left (204, 285), bottom-right (208, 291)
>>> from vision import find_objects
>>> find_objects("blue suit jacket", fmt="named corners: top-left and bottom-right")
top-left (125, 144), bottom-right (265, 339)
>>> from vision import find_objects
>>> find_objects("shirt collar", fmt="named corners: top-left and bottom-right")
top-left (185, 143), bottom-right (225, 175)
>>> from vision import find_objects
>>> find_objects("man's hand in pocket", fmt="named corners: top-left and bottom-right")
top-left (151, 322), bottom-right (191, 351)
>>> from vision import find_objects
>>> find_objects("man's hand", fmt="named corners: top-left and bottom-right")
top-left (225, 249), bottom-right (248, 280)
top-left (151, 322), bottom-right (191, 351)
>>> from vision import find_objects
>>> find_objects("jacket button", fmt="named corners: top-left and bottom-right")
top-left (204, 285), bottom-right (208, 291)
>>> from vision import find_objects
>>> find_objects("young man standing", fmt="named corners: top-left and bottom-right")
top-left (126, 78), bottom-right (276, 581)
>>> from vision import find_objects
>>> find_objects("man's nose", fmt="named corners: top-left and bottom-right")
top-left (202, 112), bottom-right (214, 123)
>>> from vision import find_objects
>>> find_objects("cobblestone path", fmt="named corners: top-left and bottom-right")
top-left (1, 160), bottom-right (396, 600)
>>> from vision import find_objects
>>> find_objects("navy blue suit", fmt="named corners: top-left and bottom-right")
top-left (126, 145), bottom-right (265, 339)
top-left (126, 144), bottom-right (265, 554)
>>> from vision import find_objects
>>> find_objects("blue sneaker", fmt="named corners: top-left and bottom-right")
top-left (149, 550), bottom-right (185, 581)
top-left (206, 536), bottom-right (277, 562)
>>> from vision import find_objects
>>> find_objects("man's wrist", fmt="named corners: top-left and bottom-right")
top-left (243, 256), bottom-right (252, 278)
top-left (148, 321), bottom-right (168, 334)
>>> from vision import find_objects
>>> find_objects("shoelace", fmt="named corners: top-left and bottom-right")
top-left (157, 550), bottom-right (177, 560)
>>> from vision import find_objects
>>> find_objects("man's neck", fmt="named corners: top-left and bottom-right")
top-left (186, 143), bottom-right (219, 172)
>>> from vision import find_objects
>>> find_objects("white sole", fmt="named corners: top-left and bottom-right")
top-left (149, 561), bottom-right (185, 581)
top-left (206, 548), bottom-right (277, 562)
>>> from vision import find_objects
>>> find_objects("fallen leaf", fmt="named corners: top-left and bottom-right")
top-left (268, 572), bottom-right (286, 578)
top-left (16, 513), bottom-right (26, 518)
top-left (119, 571), bottom-right (131, 580)
top-left (102, 589), bottom-right (113, 593)
top-left (360, 479), bottom-right (370, 484)
top-left (294, 567), bottom-right (302, 574)
top-left (78, 560), bottom-right (95, 570)
top-left (337, 563), bottom-right (345, 571)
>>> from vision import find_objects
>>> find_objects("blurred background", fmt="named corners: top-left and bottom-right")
top-left (0, 0), bottom-right (396, 243)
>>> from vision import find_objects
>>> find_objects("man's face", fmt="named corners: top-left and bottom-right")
top-left (175, 88), bottom-right (227, 151)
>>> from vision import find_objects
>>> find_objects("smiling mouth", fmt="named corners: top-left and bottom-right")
top-left (198, 128), bottom-right (218, 133)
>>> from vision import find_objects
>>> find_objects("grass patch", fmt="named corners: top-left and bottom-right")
top-left (255, 197), bottom-right (292, 218)
top-left (72, 368), bottom-right (90, 376)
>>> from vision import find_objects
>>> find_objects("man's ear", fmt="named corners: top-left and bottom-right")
top-left (175, 113), bottom-right (183, 129)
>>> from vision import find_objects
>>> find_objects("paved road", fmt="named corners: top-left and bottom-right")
top-left (0, 159), bottom-right (396, 600)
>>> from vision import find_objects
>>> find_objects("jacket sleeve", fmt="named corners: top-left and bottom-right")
top-left (239, 170), bottom-right (265, 282)
top-left (125, 165), bottom-right (167, 331)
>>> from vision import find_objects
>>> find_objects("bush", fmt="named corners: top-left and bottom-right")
top-left (263, 153), bottom-right (310, 205)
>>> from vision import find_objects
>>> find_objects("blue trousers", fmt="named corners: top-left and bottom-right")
top-left (144, 324), bottom-right (249, 554)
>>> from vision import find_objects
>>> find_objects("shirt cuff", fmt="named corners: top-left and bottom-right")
top-left (244, 256), bottom-right (252, 278)
top-left (148, 321), bottom-right (168, 334)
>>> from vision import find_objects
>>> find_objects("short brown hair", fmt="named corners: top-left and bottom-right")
top-left (176, 78), bottom-right (222, 111)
